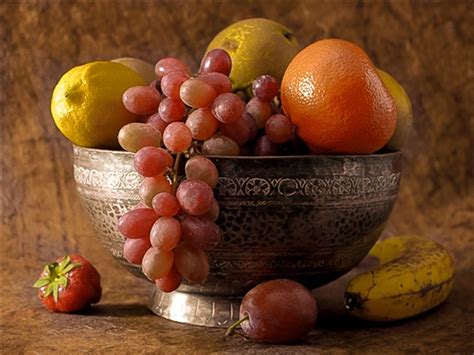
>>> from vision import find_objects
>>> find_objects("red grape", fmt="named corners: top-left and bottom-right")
top-left (118, 208), bottom-right (157, 239)
top-left (123, 237), bottom-right (151, 264)
top-left (146, 113), bottom-right (168, 134)
top-left (161, 71), bottom-right (189, 99)
top-left (235, 90), bottom-right (248, 102)
top-left (246, 97), bottom-right (272, 129)
top-left (265, 114), bottom-right (293, 143)
top-left (163, 122), bottom-right (192, 153)
top-left (157, 147), bottom-right (174, 168)
top-left (176, 178), bottom-right (214, 216)
top-left (186, 108), bottom-right (218, 141)
top-left (122, 86), bottom-right (161, 115)
top-left (255, 135), bottom-right (279, 156)
top-left (199, 49), bottom-right (232, 76)
top-left (212, 93), bottom-right (245, 124)
top-left (202, 198), bottom-right (220, 221)
top-left (139, 175), bottom-right (172, 207)
top-left (158, 97), bottom-right (185, 123)
top-left (181, 215), bottom-right (221, 250)
top-left (252, 75), bottom-right (279, 102)
top-left (179, 78), bottom-right (216, 108)
top-left (184, 155), bottom-right (219, 189)
top-left (141, 247), bottom-right (174, 281)
top-left (198, 72), bottom-right (232, 95)
top-left (150, 217), bottom-right (181, 251)
top-left (134, 146), bottom-right (169, 177)
top-left (174, 242), bottom-right (209, 284)
top-left (118, 123), bottom-right (162, 153)
top-left (132, 201), bottom-right (148, 210)
top-left (149, 78), bottom-right (161, 92)
top-left (270, 101), bottom-right (280, 115)
top-left (202, 135), bottom-right (240, 156)
top-left (155, 57), bottom-right (191, 78)
top-left (230, 279), bottom-right (317, 343)
top-left (219, 115), bottom-right (250, 146)
top-left (152, 192), bottom-right (180, 217)
top-left (242, 112), bottom-right (258, 142)
top-left (155, 265), bottom-right (182, 292)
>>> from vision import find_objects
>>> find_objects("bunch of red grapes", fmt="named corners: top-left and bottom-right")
top-left (116, 48), bottom-right (301, 293)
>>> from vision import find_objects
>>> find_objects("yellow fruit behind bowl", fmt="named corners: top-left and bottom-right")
top-left (51, 61), bottom-right (146, 148)
top-left (111, 57), bottom-right (157, 84)
top-left (378, 69), bottom-right (413, 151)
top-left (206, 18), bottom-right (299, 90)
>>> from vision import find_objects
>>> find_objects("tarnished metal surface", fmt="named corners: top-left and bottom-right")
top-left (73, 146), bottom-right (401, 326)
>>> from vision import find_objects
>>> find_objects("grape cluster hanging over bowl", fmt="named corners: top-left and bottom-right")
top-left (116, 49), bottom-right (302, 292)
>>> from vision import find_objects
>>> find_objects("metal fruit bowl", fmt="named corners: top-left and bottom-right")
top-left (73, 145), bottom-right (401, 327)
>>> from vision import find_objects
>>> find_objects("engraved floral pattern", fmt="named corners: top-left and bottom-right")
top-left (74, 166), bottom-right (142, 189)
top-left (73, 146), bottom-right (401, 299)
top-left (217, 174), bottom-right (400, 198)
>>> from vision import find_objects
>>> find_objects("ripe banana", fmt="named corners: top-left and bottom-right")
top-left (344, 235), bottom-right (455, 322)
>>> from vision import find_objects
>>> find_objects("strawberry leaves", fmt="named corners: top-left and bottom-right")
top-left (33, 255), bottom-right (81, 302)
top-left (34, 254), bottom-right (102, 313)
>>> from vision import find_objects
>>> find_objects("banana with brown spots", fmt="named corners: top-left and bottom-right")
top-left (344, 235), bottom-right (455, 322)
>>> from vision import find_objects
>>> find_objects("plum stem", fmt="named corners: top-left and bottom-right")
top-left (225, 314), bottom-right (249, 337)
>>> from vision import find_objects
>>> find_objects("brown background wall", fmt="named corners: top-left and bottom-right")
top-left (2, 1), bottom-right (473, 352)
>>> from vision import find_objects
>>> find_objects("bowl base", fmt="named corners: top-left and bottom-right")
top-left (148, 287), bottom-right (241, 327)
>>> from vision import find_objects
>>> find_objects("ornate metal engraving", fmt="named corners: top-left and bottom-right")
top-left (73, 146), bottom-right (401, 327)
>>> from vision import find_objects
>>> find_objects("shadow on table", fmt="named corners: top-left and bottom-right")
top-left (80, 303), bottom-right (152, 317)
top-left (316, 302), bottom-right (449, 331)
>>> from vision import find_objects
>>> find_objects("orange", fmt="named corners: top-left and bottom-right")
top-left (281, 39), bottom-right (397, 154)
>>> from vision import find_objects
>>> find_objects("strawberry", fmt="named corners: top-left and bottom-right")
top-left (33, 254), bottom-right (102, 313)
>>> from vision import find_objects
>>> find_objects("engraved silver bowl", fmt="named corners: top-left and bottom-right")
top-left (73, 145), bottom-right (401, 327)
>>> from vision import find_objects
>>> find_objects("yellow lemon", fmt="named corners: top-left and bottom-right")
top-left (51, 61), bottom-right (146, 148)
top-left (111, 57), bottom-right (157, 84)
top-left (378, 69), bottom-right (413, 151)
top-left (206, 18), bottom-right (299, 90)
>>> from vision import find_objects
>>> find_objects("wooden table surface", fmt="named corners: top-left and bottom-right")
top-left (2, 1), bottom-right (473, 353)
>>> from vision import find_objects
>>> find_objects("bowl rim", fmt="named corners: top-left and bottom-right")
top-left (73, 145), bottom-right (402, 160)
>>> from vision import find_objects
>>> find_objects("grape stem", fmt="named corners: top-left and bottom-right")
top-left (172, 152), bottom-right (183, 194)
top-left (225, 314), bottom-right (249, 338)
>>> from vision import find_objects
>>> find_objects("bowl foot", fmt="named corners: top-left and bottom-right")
top-left (148, 287), bottom-right (241, 327)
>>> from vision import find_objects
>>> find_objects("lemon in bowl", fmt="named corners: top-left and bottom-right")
top-left (51, 61), bottom-right (146, 149)
top-left (378, 69), bottom-right (413, 151)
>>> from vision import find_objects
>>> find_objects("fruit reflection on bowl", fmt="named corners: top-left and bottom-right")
top-left (73, 145), bottom-right (401, 327)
